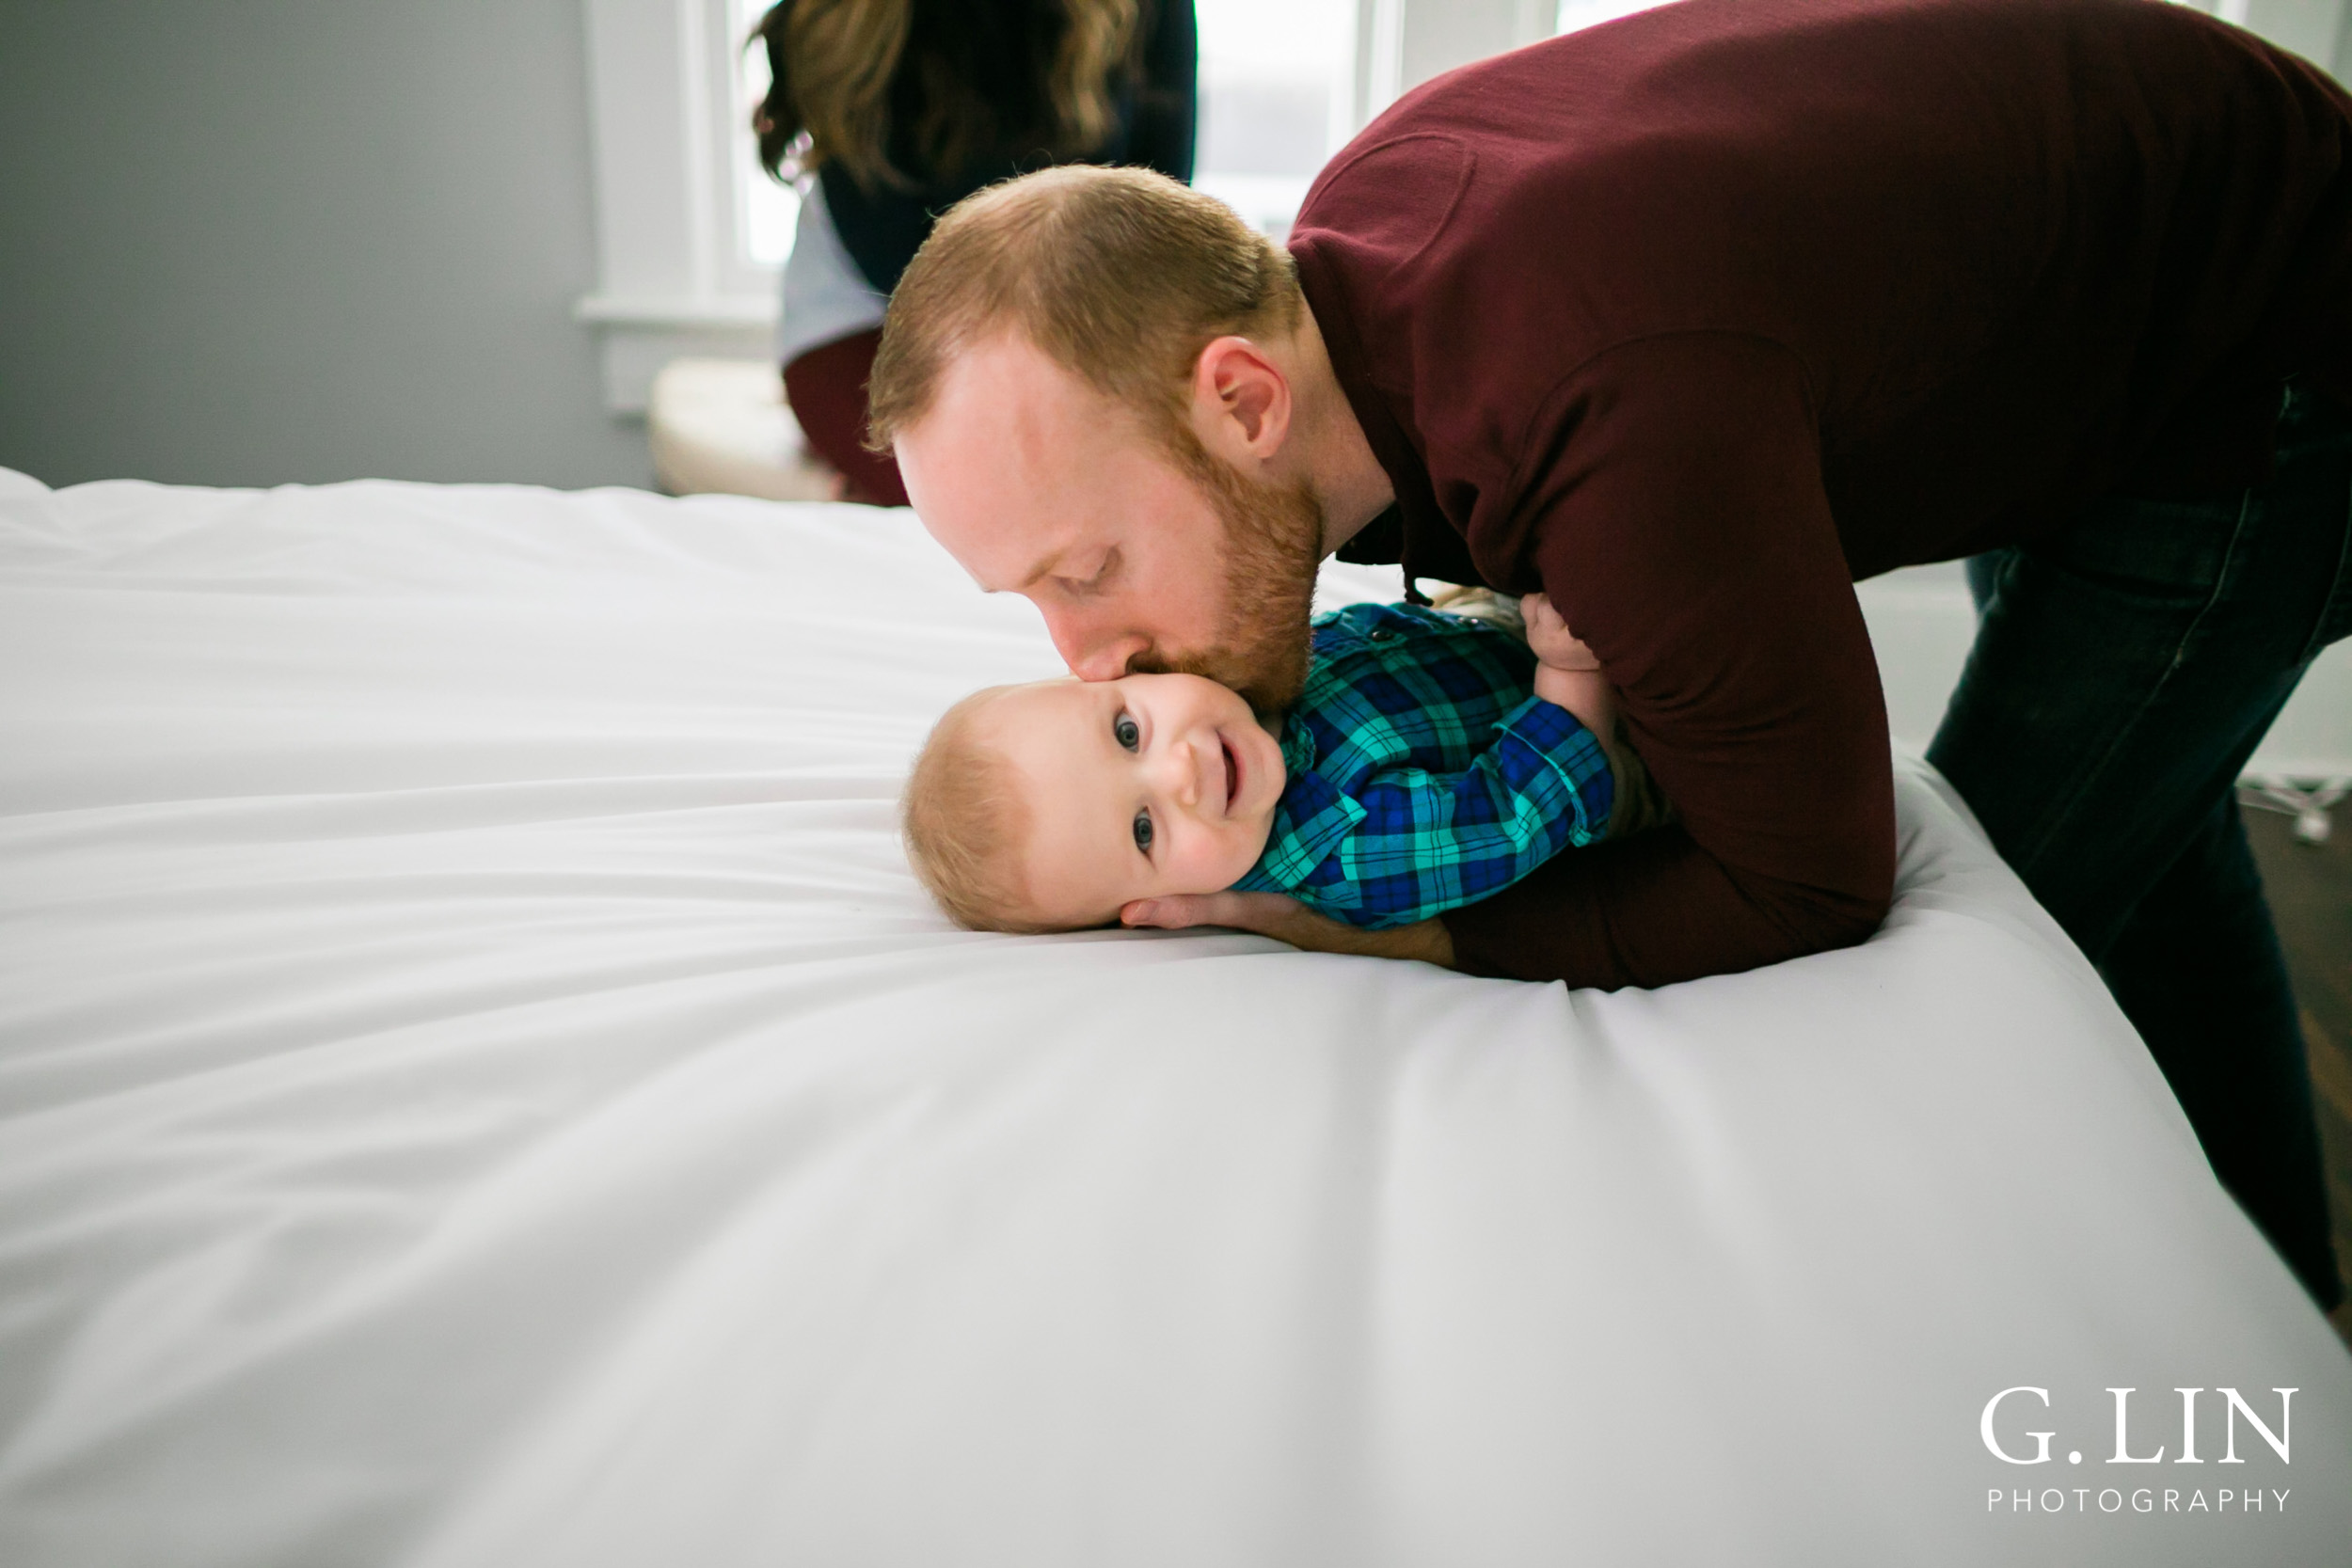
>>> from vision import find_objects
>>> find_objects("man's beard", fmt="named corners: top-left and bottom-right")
top-left (1133, 435), bottom-right (1325, 715)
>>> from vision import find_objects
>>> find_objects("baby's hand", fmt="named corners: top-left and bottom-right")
top-left (1521, 591), bottom-right (1617, 744)
top-left (1520, 593), bottom-right (1600, 672)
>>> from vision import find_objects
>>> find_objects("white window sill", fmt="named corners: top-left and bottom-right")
top-left (574, 293), bottom-right (778, 329)
top-left (576, 293), bottom-right (781, 415)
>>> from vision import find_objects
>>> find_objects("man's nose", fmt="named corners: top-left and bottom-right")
top-left (1048, 611), bottom-right (1149, 683)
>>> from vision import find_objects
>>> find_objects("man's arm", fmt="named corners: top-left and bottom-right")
top-left (1443, 333), bottom-right (1896, 989)
top-left (1120, 887), bottom-right (1456, 966)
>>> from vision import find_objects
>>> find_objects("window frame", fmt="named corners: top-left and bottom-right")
top-left (576, 0), bottom-right (777, 413)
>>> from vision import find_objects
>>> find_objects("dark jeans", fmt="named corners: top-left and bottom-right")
top-left (1928, 381), bottom-right (2352, 1311)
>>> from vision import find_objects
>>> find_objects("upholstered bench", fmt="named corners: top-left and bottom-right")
top-left (646, 356), bottom-right (835, 503)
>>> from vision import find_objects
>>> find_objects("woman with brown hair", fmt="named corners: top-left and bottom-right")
top-left (752, 0), bottom-right (1197, 504)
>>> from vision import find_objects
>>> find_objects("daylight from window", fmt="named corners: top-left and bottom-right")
top-left (736, 0), bottom-right (801, 267)
top-left (1193, 0), bottom-right (1355, 237)
top-left (1555, 0), bottom-right (1665, 34)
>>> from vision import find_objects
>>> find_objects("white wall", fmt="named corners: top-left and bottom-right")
top-left (0, 0), bottom-right (654, 491)
top-left (2238, 0), bottom-right (2352, 71)
top-left (1857, 568), bottom-right (2352, 778)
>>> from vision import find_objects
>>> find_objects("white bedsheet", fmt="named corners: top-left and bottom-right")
top-left (2, 471), bottom-right (2345, 1566)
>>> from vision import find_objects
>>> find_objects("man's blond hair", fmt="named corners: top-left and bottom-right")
top-left (866, 165), bottom-right (1306, 447)
top-left (901, 686), bottom-right (1057, 933)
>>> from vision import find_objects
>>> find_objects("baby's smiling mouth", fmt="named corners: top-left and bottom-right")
top-left (1221, 736), bottom-right (1239, 811)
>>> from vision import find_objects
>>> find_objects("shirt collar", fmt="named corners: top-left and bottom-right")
top-left (1287, 231), bottom-right (1488, 594)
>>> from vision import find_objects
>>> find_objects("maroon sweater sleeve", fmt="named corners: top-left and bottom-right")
top-left (1442, 333), bottom-right (1896, 988)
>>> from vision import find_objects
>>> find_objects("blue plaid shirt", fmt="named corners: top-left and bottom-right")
top-left (1230, 603), bottom-right (1614, 928)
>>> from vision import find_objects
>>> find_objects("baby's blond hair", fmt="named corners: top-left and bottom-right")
top-left (901, 686), bottom-right (1058, 933)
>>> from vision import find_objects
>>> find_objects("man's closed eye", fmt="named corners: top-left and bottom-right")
top-left (1059, 547), bottom-right (1121, 599)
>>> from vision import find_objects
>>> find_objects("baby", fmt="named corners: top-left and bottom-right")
top-left (902, 593), bottom-right (1651, 933)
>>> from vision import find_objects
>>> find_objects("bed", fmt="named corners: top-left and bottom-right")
top-left (2, 466), bottom-right (2346, 1566)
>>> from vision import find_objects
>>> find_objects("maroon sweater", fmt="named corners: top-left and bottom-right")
top-left (1287, 0), bottom-right (2352, 988)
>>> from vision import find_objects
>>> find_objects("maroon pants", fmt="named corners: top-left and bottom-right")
top-left (783, 328), bottom-right (908, 507)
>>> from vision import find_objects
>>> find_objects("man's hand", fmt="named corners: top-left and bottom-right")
top-left (1121, 891), bottom-right (1456, 967)
top-left (1520, 592), bottom-right (1600, 671)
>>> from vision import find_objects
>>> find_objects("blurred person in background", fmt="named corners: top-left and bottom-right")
top-left (751, 0), bottom-right (1197, 504)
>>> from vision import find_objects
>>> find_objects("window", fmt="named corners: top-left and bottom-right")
top-left (577, 0), bottom-right (785, 412)
top-left (1553, 0), bottom-right (1661, 34)
top-left (1195, 0), bottom-right (1359, 238)
top-left (731, 0), bottom-right (800, 268)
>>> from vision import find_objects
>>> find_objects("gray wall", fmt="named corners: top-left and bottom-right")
top-left (0, 1), bottom-right (654, 491)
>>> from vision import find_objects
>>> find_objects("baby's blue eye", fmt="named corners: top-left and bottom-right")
top-left (1132, 809), bottom-right (1153, 855)
top-left (1114, 713), bottom-right (1139, 752)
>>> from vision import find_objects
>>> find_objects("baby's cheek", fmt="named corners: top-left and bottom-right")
top-left (1221, 820), bottom-right (1273, 885)
top-left (1171, 840), bottom-right (1225, 895)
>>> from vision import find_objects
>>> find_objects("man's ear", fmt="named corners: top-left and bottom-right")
top-left (1188, 336), bottom-right (1292, 467)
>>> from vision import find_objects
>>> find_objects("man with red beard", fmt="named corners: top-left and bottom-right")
top-left (874, 0), bottom-right (2352, 1315)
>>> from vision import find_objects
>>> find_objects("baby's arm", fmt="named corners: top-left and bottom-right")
top-left (1519, 592), bottom-right (1617, 740)
top-left (1321, 699), bottom-right (1615, 925)
top-left (1518, 593), bottom-right (1668, 838)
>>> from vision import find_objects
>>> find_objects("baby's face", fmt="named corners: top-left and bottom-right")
top-left (985, 673), bottom-right (1287, 927)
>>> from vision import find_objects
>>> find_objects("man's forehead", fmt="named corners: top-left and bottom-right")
top-left (931, 332), bottom-right (1108, 463)
top-left (917, 339), bottom-right (1136, 587)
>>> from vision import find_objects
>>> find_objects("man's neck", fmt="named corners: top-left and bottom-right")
top-left (1279, 302), bottom-right (1394, 556)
